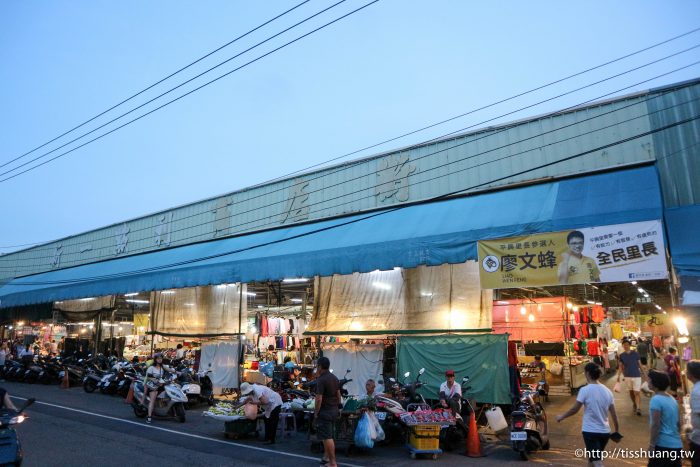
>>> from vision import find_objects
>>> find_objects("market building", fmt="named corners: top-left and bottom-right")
top-left (1, 77), bottom-right (699, 401)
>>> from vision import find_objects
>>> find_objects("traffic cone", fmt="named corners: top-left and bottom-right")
top-left (465, 412), bottom-right (484, 457)
top-left (125, 382), bottom-right (134, 404)
top-left (60, 370), bottom-right (70, 389)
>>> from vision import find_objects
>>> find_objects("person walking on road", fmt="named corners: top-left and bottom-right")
top-left (686, 360), bottom-right (700, 467)
top-left (646, 370), bottom-right (682, 467)
top-left (664, 347), bottom-right (682, 397)
top-left (314, 356), bottom-right (341, 467)
top-left (618, 339), bottom-right (643, 416)
top-left (556, 362), bottom-right (620, 467)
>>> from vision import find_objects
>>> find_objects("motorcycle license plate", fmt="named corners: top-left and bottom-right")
top-left (511, 431), bottom-right (527, 441)
top-left (375, 412), bottom-right (386, 420)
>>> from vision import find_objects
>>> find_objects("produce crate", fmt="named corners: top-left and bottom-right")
top-left (408, 424), bottom-right (440, 451)
top-left (224, 418), bottom-right (258, 439)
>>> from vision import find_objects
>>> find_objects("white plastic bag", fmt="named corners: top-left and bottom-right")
top-left (550, 359), bottom-right (563, 376)
top-left (368, 412), bottom-right (385, 441)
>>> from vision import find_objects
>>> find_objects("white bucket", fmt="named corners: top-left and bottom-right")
top-left (485, 406), bottom-right (508, 432)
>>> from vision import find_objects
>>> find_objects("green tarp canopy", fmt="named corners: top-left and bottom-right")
top-left (397, 334), bottom-right (510, 405)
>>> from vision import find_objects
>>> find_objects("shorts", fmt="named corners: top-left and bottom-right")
top-left (647, 446), bottom-right (682, 467)
top-left (640, 356), bottom-right (648, 365)
top-left (582, 431), bottom-right (610, 460)
top-left (316, 418), bottom-right (336, 441)
top-left (625, 377), bottom-right (642, 392)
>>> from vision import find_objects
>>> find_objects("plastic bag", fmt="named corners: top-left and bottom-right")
top-left (613, 381), bottom-right (621, 393)
top-left (244, 402), bottom-right (258, 420)
top-left (354, 413), bottom-right (375, 449)
top-left (550, 360), bottom-right (563, 376)
top-left (368, 412), bottom-right (385, 441)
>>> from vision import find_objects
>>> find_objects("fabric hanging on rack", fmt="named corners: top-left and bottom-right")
top-left (592, 306), bottom-right (606, 322)
top-left (610, 323), bottom-right (623, 340)
top-left (321, 344), bottom-right (384, 396)
top-left (587, 340), bottom-right (600, 356)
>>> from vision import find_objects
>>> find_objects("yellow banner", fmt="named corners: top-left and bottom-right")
top-left (478, 220), bottom-right (666, 289)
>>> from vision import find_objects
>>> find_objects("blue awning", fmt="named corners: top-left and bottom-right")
top-left (666, 204), bottom-right (700, 277)
top-left (0, 165), bottom-right (663, 308)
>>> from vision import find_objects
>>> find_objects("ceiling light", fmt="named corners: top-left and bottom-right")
top-left (528, 313), bottom-right (535, 322)
top-left (124, 292), bottom-right (139, 297)
top-left (245, 292), bottom-right (257, 297)
top-left (290, 298), bottom-right (303, 303)
top-left (630, 281), bottom-right (637, 285)
top-left (125, 299), bottom-right (149, 304)
top-left (161, 290), bottom-right (175, 295)
top-left (282, 278), bottom-right (309, 283)
top-left (520, 306), bottom-right (526, 315)
top-left (566, 302), bottom-right (573, 310)
top-left (637, 288), bottom-right (645, 294)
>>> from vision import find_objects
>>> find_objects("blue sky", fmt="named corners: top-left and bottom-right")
top-left (1, 0), bottom-right (699, 254)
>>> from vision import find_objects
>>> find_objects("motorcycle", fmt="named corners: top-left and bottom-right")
top-left (373, 369), bottom-right (429, 445)
top-left (131, 373), bottom-right (188, 422)
top-left (510, 384), bottom-right (550, 460)
top-left (82, 366), bottom-right (106, 393)
top-left (178, 364), bottom-right (215, 408)
top-left (0, 397), bottom-right (35, 466)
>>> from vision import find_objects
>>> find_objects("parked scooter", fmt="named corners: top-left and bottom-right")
top-left (0, 397), bottom-right (35, 466)
top-left (510, 385), bottom-right (550, 460)
top-left (131, 373), bottom-right (188, 422)
top-left (373, 369), bottom-right (429, 445)
top-left (178, 363), bottom-right (214, 408)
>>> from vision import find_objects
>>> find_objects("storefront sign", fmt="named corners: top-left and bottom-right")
top-left (478, 220), bottom-right (667, 288)
top-left (608, 307), bottom-right (631, 319)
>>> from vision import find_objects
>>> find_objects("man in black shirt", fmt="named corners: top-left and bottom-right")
top-left (314, 357), bottom-right (340, 467)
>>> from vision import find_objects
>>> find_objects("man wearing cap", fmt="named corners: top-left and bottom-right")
top-left (239, 382), bottom-right (283, 445)
top-left (439, 370), bottom-right (462, 414)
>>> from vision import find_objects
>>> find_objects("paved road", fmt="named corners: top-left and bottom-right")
top-left (3, 375), bottom-right (653, 466)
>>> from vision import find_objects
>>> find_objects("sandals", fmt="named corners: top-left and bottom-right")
top-left (146, 416), bottom-right (152, 424)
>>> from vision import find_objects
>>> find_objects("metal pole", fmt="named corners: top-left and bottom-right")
top-left (238, 283), bottom-right (244, 385)
top-left (150, 292), bottom-right (155, 357)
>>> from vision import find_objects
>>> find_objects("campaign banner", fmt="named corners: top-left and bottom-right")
top-left (478, 220), bottom-right (667, 289)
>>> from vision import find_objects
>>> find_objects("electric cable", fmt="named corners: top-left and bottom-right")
top-left (6, 113), bottom-right (698, 286)
top-left (0, 0), bottom-right (374, 181)
top-left (0, 0), bottom-right (312, 170)
top-left (2, 62), bottom-right (698, 265)
top-left (3, 26), bottom-right (698, 248)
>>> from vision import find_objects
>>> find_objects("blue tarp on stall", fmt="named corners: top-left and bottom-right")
top-left (0, 165), bottom-right (663, 308)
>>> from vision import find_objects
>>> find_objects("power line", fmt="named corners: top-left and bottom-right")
top-left (0, 0), bottom-right (369, 181)
top-left (2, 85), bottom-right (698, 269)
top-left (2, 64), bottom-right (697, 265)
top-left (0, 0), bottom-right (312, 171)
top-left (7, 114), bottom-right (699, 286)
top-left (3, 26), bottom-right (698, 249)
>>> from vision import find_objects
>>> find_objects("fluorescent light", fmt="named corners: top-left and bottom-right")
top-left (125, 299), bottom-right (149, 304)
top-left (644, 294), bottom-right (649, 298)
top-left (184, 303), bottom-right (194, 307)
top-left (257, 305), bottom-right (264, 309)
top-left (421, 292), bottom-right (433, 297)
top-left (282, 278), bottom-right (309, 283)
top-left (290, 298), bottom-right (303, 303)
top-left (372, 282), bottom-right (391, 291)
top-left (216, 284), bottom-right (227, 289)
top-left (630, 281), bottom-right (637, 285)
top-left (586, 300), bottom-right (595, 304)
top-left (637, 288), bottom-right (645, 294)
top-left (161, 290), bottom-right (175, 295)
top-left (79, 297), bottom-right (94, 301)
top-left (245, 292), bottom-right (257, 297)
top-left (124, 292), bottom-right (139, 297)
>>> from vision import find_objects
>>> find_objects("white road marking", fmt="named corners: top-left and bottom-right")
top-left (11, 396), bottom-right (363, 467)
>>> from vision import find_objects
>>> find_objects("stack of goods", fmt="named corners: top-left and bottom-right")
top-left (399, 409), bottom-right (455, 426)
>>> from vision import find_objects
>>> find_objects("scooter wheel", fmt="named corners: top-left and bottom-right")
top-left (133, 404), bottom-right (147, 418)
top-left (175, 404), bottom-right (186, 423)
top-left (84, 380), bottom-right (97, 393)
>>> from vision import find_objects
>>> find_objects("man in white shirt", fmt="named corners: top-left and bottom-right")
top-left (240, 382), bottom-right (283, 445)
top-left (686, 360), bottom-right (700, 467)
top-left (439, 370), bottom-right (462, 413)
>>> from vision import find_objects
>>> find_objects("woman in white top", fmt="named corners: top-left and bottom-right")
top-left (556, 362), bottom-right (620, 467)
top-left (142, 354), bottom-right (175, 424)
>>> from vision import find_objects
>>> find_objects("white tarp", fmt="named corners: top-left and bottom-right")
top-left (309, 262), bottom-right (492, 333)
top-left (151, 284), bottom-right (247, 336)
top-left (321, 344), bottom-right (384, 397)
top-left (200, 341), bottom-right (240, 393)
